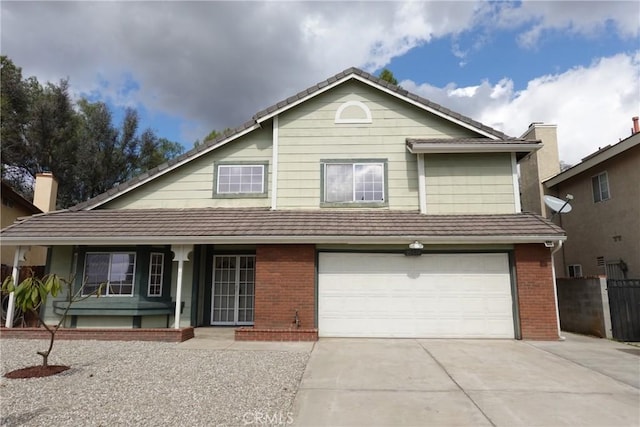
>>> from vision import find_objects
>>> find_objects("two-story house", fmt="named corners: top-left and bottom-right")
top-left (0, 68), bottom-right (565, 340)
top-left (544, 121), bottom-right (640, 279)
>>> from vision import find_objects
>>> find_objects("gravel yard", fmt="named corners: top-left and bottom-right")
top-left (0, 339), bottom-right (310, 426)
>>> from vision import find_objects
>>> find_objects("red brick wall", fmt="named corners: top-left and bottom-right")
top-left (254, 244), bottom-right (316, 329)
top-left (235, 327), bottom-right (318, 341)
top-left (0, 327), bottom-right (194, 342)
top-left (515, 244), bottom-right (560, 340)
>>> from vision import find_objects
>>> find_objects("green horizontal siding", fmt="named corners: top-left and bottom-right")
top-left (425, 153), bottom-right (515, 214)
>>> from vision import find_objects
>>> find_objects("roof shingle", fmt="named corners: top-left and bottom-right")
top-left (1, 208), bottom-right (565, 245)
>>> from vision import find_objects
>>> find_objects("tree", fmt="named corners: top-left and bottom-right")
top-left (138, 130), bottom-right (183, 173)
top-left (378, 68), bottom-right (399, 86)
top-left (1, 56), bottom-right (30, 167)
top-left (2, 272), bottom-right (103, 369)
top-left (195, 127), bottom-right (235, 147)
top-left (0, 56), bottom-right (185, 208)
top-left (1, 57), bottom-right (79, 202)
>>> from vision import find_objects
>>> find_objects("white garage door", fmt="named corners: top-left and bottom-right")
top-left (318, 252), bottom-right (514, 338)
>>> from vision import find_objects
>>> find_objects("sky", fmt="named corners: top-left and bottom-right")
top-left (1, 1), bottom-right (639, 165)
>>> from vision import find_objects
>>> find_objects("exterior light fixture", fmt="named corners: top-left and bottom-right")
top-left (409, 241), bottom-right (424, 250)
top-left (406, 241), bottom-right (424, 256)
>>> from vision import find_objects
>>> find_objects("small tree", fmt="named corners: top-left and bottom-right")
top-left (2, 273), bottom-right (102, 367)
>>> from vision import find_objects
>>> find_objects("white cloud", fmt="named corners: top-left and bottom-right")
top-left (0, 1), bottom-right (482, 142)
top-left (0, 0), bottom-right (637, 146)
top-left (402, 52), bottom-right (640, 164)
top-left (489, 1), bottom-right (639, 48)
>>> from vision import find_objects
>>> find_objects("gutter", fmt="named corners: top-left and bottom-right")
top-left (550, 240), bottom-right (565, 340)
top-left (0, 234), bottom-right (567, 247)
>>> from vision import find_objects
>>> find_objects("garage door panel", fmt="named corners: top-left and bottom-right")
top-left (318, 252), bottom-right (514, 338)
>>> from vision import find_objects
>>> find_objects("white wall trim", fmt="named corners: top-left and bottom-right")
top-left (511, 152), bottom-right (521, 213)
top-left (334, 100), bottom-right (372, 124)
top-left (271, 115), bottom-right (279, 210)
top-left (417, 154), bottom-right (427, 214)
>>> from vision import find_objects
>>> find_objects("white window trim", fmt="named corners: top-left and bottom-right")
top-left (334, 100), bottom-right (372, 124)
top-left (591, 171), bottom-right (610, 203)
top-left (216, 164), bottom-right (265, 194)
top-left (83, 252), bottom-right (136, 297)
top-left (567, 264), bottom-right (582, 278)
top-left (324, 162), bottom-right (385, 203)
top-left (147, 252), bottom-right (164, 297)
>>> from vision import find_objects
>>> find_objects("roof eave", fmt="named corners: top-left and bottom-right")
top-left (0, 234), bottom-right (566, 247)
top-left (544, 133), bottom-right (640, 188)
top-left (406, 143), bottom-right (542, 159)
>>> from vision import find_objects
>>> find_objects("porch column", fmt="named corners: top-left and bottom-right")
top-left (171, 245), bottom-right (192, 329)
top-left (5, 246), bottom-right (29, 328)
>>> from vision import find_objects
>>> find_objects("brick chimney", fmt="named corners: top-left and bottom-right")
top-left (33, 172), bottom-right (58, 212)
top-left (632, 116), bottom-right (639, 135)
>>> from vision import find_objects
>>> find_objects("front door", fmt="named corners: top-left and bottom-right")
top-left (211, 255), bottom-right (255, 325)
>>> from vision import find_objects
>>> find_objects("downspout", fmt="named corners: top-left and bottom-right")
top-left (271, 115), bottom-right (279, 210)
top-left (5, 246), bottom-right (28, 328)
top-left (417, 153), bottom-right (426, 214)
top-left (551, 240), bottom-right (565, 340)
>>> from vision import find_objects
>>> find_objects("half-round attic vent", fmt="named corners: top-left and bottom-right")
top-left (334, 100), bottom-right (372, 124)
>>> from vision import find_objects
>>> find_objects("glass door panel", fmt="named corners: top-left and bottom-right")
top-left (211, 255), bottom-right (255, 325)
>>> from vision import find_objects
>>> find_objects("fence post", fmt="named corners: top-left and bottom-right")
top-left (599, 276), bottom-right (613, 339)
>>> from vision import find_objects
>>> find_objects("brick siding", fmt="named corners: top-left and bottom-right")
top-left (515, 244), bottom-right (560, 340)
top-left (0, 327), bottom-right (194, 342)
top-left (235, 327), bottom-right (318, 341)
top-left (247, 244), bottom-right (316, 339)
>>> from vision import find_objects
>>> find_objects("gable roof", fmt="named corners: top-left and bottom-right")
top-left (71, 67), bottom-right (516, 211)
top-left (0, 208), bottom-right (565, 246)
top-left (544, 131), bottom-right (640, 188)
top-left (1, 181), bottom-right (41, 215)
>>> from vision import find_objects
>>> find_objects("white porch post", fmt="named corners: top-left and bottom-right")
top-left (5, 246), bottom-right (29, 328)
top-left (171, 245), bottom-right (192, 329)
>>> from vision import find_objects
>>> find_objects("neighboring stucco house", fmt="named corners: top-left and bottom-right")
top-left (544, 122), bottom-right (640, 279)
top-left (0, 68), bottom-right (565, 340)
top-left (1, 173), bottom-right (58, 270)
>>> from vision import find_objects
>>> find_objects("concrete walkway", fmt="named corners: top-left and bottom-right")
top-left (291, 334), bottom-right (640, 426)
top-left (177, 327), bottom-right (314, 352)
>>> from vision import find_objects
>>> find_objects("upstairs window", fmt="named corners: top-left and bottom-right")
top-left (323, 161), bottom-right (386, 204)
top-left (214, 163), bottom-right (268, 198)
top-left (592, 172), bottom-right (610, 203)
top-left (567, 264), bottom-right (582, 278)
top-left (217, 165), bottom-right (264, 194)
top-left (83, 253), bottom-right (136, 296)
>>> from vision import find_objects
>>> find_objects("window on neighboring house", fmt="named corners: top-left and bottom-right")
top-left (592, 172), bottom-right (610, 202)
top-left (606, 261), bottom-right (626, 280)
top-left (323, 161), bottom-right (386, 204)
top-left (83, 253), bottom-right (136, 296)
top-left (568, 264), bottom-right (582, 278)
top-left (148, 253), bottom-right (164, 297)
top-left (215, 163), bottom-right (267, 196)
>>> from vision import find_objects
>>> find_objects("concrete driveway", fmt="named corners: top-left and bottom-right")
top-left (291, 333), bottom-right (640, 426)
